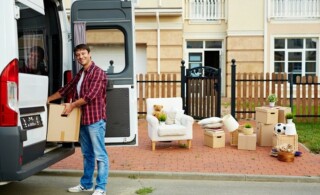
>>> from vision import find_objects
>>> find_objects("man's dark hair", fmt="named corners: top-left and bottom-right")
top-left (74, 44), bottom-right (91, 53)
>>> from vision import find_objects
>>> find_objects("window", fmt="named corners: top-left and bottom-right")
top-left (18, 31), bottom-right (48, 75)
top-left (86, 29), bottom-right (126, 74)
top-left (274, 38), bottom-right (318, 83)
top-left (186, 40), bottom-right (222, 69)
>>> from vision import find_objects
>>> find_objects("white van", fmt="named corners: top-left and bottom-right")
top-left (0, 0), bottom-right (137, 183)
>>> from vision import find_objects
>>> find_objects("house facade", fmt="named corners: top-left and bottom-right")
top-left (64, 0), bottom-right (320, 97)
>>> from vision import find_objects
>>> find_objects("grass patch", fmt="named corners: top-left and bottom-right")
top-left (135, 187), bottom-right (154, 195)
top-left (128, 174), bottom-right (138, 179)
top-left (296, 122), bottom-right (320, 154)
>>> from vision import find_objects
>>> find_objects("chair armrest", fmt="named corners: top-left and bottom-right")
top-left (146, 114), bottom-right (159, 128)
top-left (180, 114), bottom-right (194, 126)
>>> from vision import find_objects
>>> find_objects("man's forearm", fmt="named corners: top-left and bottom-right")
top-left (71, 98), bottom-right (87, 108)
top-left (48, 91), bottom-right (62, 103)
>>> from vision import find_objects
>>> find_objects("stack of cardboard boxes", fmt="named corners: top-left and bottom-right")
top-left (255, 106), bottom-right (298, 151)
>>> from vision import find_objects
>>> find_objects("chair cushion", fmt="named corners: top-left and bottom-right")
top-left (158, 124), bottom-right (187, 136)
top-left (165, 111), bottom-right (176, 125)
top-left (163, 108), bottom-right (184, 125)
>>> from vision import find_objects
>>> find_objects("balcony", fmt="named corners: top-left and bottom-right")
top-left (186, 0), bottom-right (225, 21)
top-left (268, 0), bottom-right (320, 20)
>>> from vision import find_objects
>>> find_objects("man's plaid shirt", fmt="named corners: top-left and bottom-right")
top-left (59, 62), bottom-right (107, 125)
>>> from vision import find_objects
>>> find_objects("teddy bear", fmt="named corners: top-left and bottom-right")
top-left (152, 104), bottom-right (164, 119)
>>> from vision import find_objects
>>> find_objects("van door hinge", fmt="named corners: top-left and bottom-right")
top-left (14, 5), bottom-right (20, 19)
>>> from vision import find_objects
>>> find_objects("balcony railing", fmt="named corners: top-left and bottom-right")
top-left (268, 0), bottom-right (320, 20)
top-left (187, 0), bottom-right (225, 20)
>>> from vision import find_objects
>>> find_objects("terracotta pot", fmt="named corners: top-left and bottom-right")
top-left (277, 152), bottom-right (294, 162)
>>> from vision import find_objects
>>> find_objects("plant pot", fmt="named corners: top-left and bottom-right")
top-left (287, 119), bottom-right (293, 124)
top-left (269, 102), bottom-right (275, 107)
top-left (243, 127), bottom-right (254, 135)
top-left (159, 121), bottom-right (165, 126)
top-left (285, 123), bottom-right (296, 135)
top-left (277, 151), bottom-right (294, 162)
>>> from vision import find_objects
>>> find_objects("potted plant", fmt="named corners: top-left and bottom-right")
top-left (267, 94), bottom-right (278, 107)
top-left (285, 112), bottom-right (294, 124)
top-left (158, 113), bottom-right (167, 125)
top-left (243, 123), bottom-right (254, 135)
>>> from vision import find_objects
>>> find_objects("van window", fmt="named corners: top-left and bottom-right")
top-left (86, 29), bottom-right (125, 74)
top-left (18, 30), bottom-right (48, 75)
top-left (17, 4), bottom-right (48, 76)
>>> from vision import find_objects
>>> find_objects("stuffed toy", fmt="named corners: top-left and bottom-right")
top-left (152, 104), bottom-right (164, 119)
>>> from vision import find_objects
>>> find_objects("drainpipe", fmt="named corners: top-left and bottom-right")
top-left (264, 0), bottom-right (268, 74)
top-left (156, 11), bottom-right (160, 74)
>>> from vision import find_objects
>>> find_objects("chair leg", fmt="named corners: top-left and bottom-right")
top-left (187, 140), bottom-right (192, 149)
top-left (152, 141), bottom-right (156, 151)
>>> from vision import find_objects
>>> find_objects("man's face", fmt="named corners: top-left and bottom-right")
top-left (75, 49), bottom-right (91, 66)
top-left (27, 51), bottom-right (41, 69)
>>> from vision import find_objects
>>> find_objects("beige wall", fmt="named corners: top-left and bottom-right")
top-left (136, 0), bottom-right (182, 8)
top-left (227, 0), bottom-right (264, 32)
top-left (225, 36), bottom-right (264, 96)
top-left (135, 29), bottom-right (183, 73)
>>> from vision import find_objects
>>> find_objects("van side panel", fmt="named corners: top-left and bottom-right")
top-left (0, 0), bottom-right (19, 69)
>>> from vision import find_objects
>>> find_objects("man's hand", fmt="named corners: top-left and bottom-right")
top-left (62, 103), bottom-right (74, 116)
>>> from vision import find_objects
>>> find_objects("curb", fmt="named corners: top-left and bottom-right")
top-left (40, 169), bottom-right (320, 183)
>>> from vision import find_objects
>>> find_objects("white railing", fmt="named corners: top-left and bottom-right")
top-left (187, 0), bottom-right (225, 20)
top-left (269, 0), bottom-right (320, 19)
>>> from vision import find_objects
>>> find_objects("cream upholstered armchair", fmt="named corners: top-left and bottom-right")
top-left (146, 97), bottom-right (194, 151)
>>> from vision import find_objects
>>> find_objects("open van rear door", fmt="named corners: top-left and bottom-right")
top-left (71, 0), bottom-right (137, 145)
top-left (17, 0), bottom-right (44, 15)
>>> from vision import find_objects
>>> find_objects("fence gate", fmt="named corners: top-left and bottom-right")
top-left (181, 61), bottom-right (221, 119)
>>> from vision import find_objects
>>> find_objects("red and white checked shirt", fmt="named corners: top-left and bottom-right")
top-left (59, 62), bottom-right (107, 125)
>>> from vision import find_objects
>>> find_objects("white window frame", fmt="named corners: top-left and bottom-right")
top-left (271, 36), bottom-right (319, 83)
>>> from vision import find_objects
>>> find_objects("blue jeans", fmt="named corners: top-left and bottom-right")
top-left (79, 119), bottom-right (109, 191)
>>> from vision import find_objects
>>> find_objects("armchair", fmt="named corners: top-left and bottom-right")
top-left (146, 97), bottom-right (194, 151)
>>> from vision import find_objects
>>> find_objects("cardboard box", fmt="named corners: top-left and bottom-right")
top-left (47, 104), bottom-right (81, 142)
top-left (230, 125), bottom-right (244, 146)
top-left (204, 130), bottom-right (225, 148)
top-left (256, 122), bottom-right (276, 146)
top-left (275, 107), bottom-right (291, 123)
top-left (238, 133), bottom-right (256, 150)
top-left (255, 107), bottom-right (279, 124)
top-left (272, 133), bottom-right (298, 152)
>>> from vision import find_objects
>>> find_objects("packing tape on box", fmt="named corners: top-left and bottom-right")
top-left (60, 131), bottom-right (65, 141)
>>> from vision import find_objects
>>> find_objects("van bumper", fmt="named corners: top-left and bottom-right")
top-left (0, 126), bottom-right (74, 182)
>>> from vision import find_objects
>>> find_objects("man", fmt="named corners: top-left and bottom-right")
top-left (20, 46), bottom-right (47, 75)
top-left (47, 44), bottom-right (108, 195)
